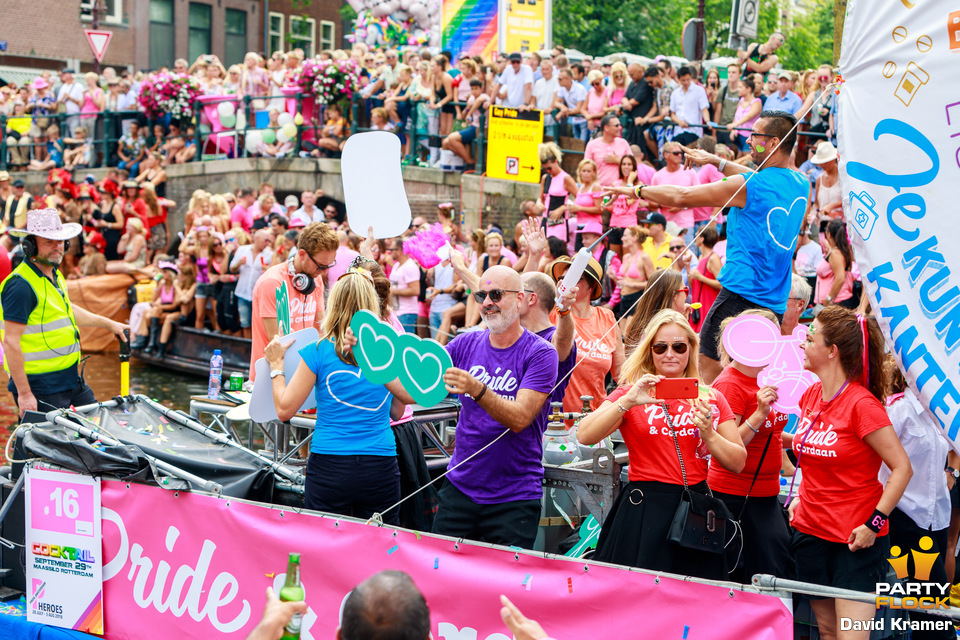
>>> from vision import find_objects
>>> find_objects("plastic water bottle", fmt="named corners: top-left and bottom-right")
top-left (208, 349), bottom-right (223, 399)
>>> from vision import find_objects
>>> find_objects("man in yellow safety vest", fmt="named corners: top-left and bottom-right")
top-left (0, 208), bottom-right (129, 417)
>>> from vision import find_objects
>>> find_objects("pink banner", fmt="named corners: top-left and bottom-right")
top-left (99, 481), bottom-right (791, 639)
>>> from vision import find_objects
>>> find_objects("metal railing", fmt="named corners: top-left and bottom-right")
top-left (2, 94), bottom-right (832, 174)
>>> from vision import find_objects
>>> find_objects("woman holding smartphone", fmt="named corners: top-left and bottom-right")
top-left (577, 309), bottom-right (746, 578)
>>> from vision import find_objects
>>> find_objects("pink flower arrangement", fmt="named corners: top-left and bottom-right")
top-left (137, 73), bottom-right (201, 120)
top-left (293, 58), bottom-right (362, 106)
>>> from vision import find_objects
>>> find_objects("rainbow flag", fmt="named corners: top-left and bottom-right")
top-left (442, 0), bottom-right (498, 60)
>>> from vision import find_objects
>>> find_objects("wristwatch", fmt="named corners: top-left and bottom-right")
top-left (270, 369), bottom-right (284, 379)
top-left (946, 467), bottom-right (959, 478)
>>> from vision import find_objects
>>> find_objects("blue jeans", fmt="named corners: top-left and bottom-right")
top-left (570, 120), bottom-right (588, 141)
top-left (237, 297), bottom-right (252, 328)
top-left (398, 313), bottom-right (418, 334)
top-left (429, 310), bottom-right (444, 339)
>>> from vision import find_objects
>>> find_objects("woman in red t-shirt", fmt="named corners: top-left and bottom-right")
top-left (577, 309), bottom-right (746, 579)
top-left (790, 306), bottom-right (912, 640)
top-left (708, 308), bottom-right (792, 583)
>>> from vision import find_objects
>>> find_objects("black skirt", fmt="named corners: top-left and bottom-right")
top-left (594, 480), bottom-right (728, 580)
top-left (714, 492), bottom-right (794, 583)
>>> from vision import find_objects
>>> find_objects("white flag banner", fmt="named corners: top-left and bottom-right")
top-left (838, 3), bottom-right (960, 441)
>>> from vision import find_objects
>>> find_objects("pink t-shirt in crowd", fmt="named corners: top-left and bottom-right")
top-left (584, 136), bottom-right (633, 186)
top-left (651, 167), bottom-right (700, 230)
top-left (636, 163), bottom-right (656, 185)
top-left (325, 244), bottom-right (360, 287)
top-left (390, 258), bottom-right (421, 317)
top-left (231, 203), bottom-right (253, 232)
top-left (693, 163), bottom-right (725, 223)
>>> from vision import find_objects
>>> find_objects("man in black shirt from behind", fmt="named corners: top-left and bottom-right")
top-left (622, 64), bottom-right (663, 162)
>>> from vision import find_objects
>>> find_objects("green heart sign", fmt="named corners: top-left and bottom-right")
top-left (276, 281), bottom-right (291, 335)
top-left (350, 310), bottom-right (400, 385)
top-left (350, 309), bottom-right (452, 406)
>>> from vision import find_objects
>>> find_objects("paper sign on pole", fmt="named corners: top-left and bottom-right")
top-left (499, 0), bottom-right (551, 53)
top-left (25, 466), bottom-right (103, 634)
top-left (485, 106), bottom-right (543, 183)
top-left (837, 0), bottom-right (960, 442)
top-left (83, 30), bottom-right (113, 63)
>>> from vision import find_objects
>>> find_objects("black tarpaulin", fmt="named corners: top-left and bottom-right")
top-left (80, 400), bottom-right (276, 501)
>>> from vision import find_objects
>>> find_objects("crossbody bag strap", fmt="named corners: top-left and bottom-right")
top-left (662, 401), bottom-right (688, 489)
top-left (737, 432), bottom-right (773, 521)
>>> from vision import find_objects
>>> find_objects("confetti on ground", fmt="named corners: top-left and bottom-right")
top-left (434, 558), bottom-right (439, 569)
top-left (265, 572), bottom-right (275, 578)
top-left (522, 574), bottom-right (531, 587)
top-left (567, 577), bottom-right (573, 593)
top-left (387, 545), bottom-right (399, 555)
top-left (414, 531), bottom-right (421, 539)
top-left (683, 625), bottom-right (689, 639)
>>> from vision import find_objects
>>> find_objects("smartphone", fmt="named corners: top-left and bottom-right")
top-left (656, 378), bottom-right (699, 400)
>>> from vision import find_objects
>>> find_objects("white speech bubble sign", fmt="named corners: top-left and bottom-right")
top-left (341, 132), bottom-right (411, 239)
top-left (248, 327), bottom-right (320, 423)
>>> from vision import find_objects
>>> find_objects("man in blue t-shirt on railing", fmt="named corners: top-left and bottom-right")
top-left (603, 110), bottom-right (810, 384)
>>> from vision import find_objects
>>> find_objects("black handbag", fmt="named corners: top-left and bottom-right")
top-left (662, 402), bottom-right (734, 554)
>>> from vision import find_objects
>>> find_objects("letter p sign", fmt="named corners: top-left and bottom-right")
top-left (950, 11), bottom-right (960, 51)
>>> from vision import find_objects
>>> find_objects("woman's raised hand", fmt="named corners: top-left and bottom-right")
top-left (755, 385), bottom-right (779, 417)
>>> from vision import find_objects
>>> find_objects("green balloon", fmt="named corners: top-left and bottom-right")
top-left (260, 128), bottom-right (276, 144)
top-left (220, 113), bottom-right (236, 129)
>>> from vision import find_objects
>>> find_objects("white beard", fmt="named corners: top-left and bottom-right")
top-left (483, 303), bottom-right (519, 334)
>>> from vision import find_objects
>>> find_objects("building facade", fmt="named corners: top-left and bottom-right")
top-left (0, 0), bottom-right (343, 78)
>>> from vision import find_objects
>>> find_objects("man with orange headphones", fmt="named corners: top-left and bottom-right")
top-left (0, 209), bottom-right (129, 417)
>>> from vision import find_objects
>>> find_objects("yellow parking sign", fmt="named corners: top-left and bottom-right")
top-left (485, 106), bottom-right (543, 183)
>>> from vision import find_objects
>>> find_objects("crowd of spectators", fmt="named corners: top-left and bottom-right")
top-left (1, 35), bottom-right (838, 174)
top-left (7, 35), bottom-right (948, 640)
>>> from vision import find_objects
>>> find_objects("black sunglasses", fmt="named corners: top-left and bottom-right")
top-left (307, 253), bottom-right (335, 271)
top-left (651, 341), bottom-right (689, 355)
top-left (473, 289), bottom-right (520, 304)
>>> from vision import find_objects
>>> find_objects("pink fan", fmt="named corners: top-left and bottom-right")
top-left (403, 223), bottom-right (449, 269)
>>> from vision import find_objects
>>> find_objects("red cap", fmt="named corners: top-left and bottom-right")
top-left (87, 231), bottom-right (107, 252)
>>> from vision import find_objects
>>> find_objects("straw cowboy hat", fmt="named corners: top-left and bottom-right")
top-left (9, 208), bottom-right (83, 240)
top-left (550, 254), bottom-right (605, 301)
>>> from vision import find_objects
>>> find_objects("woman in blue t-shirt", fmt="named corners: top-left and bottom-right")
top-left (265, 268), bottom-right (404, 523)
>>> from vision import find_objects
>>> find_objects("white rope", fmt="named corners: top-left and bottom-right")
top-left (370, 84), bottom-right (839, 522)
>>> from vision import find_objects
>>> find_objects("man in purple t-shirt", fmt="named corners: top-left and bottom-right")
top-left (435, 266), bottom-right (559, 548)
top-left (230, 187), bottom-right (257, 233)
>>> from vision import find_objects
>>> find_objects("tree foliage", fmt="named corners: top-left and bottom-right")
top-left (552, 0), bottom-right (835, 70)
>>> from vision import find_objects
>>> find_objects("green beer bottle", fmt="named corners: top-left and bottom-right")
top-left (280, 553), bottom-right (305, 640)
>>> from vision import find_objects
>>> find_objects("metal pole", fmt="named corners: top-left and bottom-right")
top-left (752, 574), bottom-right (960, 620)
top-left (695, 0), bottom-right (706, 61)
top-left (134, 395), bottom-right (304, 485)
top-left (46, 410), bottom-right (224, 495)
top-left (92, 0), bottom-right (102, 75)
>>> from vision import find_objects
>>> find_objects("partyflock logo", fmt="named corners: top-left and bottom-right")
top-left (875, 536), bottom-right (949, 610)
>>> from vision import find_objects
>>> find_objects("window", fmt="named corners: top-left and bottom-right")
top-left (188, 3), bottom-right (213, 65)
top-left (320, 21), bottom-right (336, 52)
top-left (81, 0), bottom-right (123, 25)
top-left (268, 12), bottom-right (285, 55)
top-left (149, 0), bottom-right (175, 70)
top-left (224, 9), bottom-right (248, 67)
top-left (288, 16), bottom-right (316, 58)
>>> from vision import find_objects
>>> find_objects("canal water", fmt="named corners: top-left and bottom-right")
top-left (0, 354), bottom-right (208, 430)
